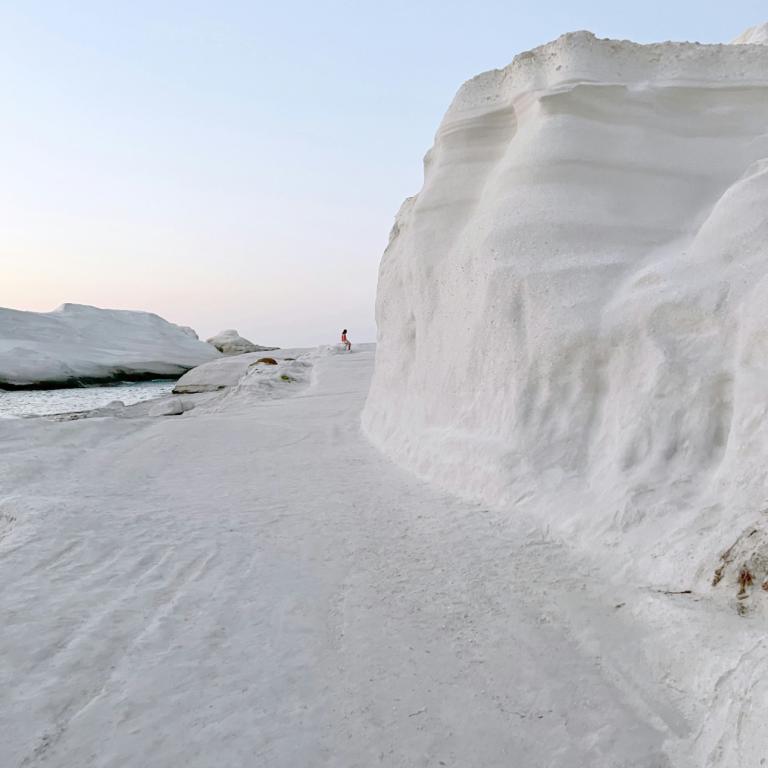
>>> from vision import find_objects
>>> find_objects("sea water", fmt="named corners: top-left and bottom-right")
top-left (0, 380), bottom-right (175, 418)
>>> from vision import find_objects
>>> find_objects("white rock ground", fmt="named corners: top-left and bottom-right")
top-left (363, 29), bottom-right (768, 766)
top-left (1, 348), bottom-right (763, 767)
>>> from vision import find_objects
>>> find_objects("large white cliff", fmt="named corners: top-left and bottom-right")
top-left (364, 30), bottom-right (768, 759)
top-left (364, 28), bottom-right (768, 621)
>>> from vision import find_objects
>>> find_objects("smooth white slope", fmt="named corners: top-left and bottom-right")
top-left (1, 349), bottom-right (702, 767)
top-left (0, 304), bottom-right (220, 387)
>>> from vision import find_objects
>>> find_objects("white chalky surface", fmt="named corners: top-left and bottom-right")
top-left (363, 29), bottom-right (768, 766)
top-left (0, 349), bottom-right (698, 768)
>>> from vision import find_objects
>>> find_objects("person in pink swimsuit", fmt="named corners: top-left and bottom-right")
top-left (341, 329), bottom-right (351, 351)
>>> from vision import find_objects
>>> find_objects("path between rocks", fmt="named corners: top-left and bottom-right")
top-left (0, 349), bottom-right (688, 767)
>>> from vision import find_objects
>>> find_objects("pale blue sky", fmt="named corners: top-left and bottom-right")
top-left (1, 1), bottom-right (764, 346)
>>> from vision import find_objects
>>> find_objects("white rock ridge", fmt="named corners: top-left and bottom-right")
top-left (732, 22), bottom-right (768, 44)
top-left (364, 29), bottom-right (768, 757)
top-left (0, 304), bottom-right (220, 388)
top-left (206, 328), bottom-right (277, 355)
top-left (364, 30), bottom-right (768, 591)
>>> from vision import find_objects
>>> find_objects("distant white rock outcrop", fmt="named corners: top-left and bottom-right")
top-left (732, 22), bottom-right (768, 44)
top-left (206, 329), bottom-right (277, 355)
top-left (0, 304), bottom-right (220, 388)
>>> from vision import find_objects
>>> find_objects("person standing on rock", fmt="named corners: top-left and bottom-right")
top-left (341, 329), bottom-right (351, 351)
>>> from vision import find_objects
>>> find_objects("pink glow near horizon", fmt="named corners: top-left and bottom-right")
top-left (2, 2), bottom-right (762, 346)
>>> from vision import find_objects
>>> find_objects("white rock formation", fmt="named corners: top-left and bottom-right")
top-left (174, 352), bottom-right (267, 393)
top-left (365, 33), bottom-right (768, 757)
top-left (732, 22), bottom-right (768, 44)
top-left (206, 328), bottom-right (277, 355)
top-left (364, 30), bottom-right (768, 590)
top-left (0, 304), bottom-right (220, 388)
top-left (173, 348), bottom-right (305, 393)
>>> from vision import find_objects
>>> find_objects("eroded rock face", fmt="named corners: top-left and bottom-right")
top-left (363, 30), bottom-right (768, 585)
top-left (206, 329), bottom-right (277, 356)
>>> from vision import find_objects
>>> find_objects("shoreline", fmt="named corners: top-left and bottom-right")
top-left (0, 371), bottom-right (184, 392)
top-left (0, 379), bottom-right (177, 420)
